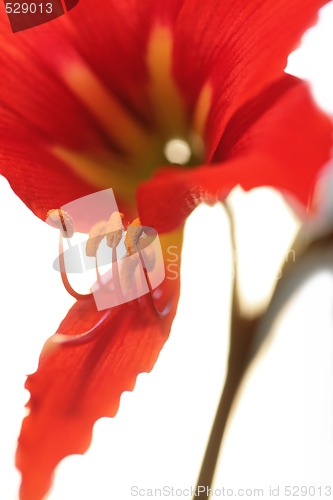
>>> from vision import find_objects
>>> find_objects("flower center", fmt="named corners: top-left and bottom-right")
top-left (163, 138), bottom-right (192, 165)
top-left (53, 26), bottom-right (211, 205)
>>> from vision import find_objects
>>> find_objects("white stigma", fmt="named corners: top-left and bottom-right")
top-left (164, 138), bottom-right (191, 165)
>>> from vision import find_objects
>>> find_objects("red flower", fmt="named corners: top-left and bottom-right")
top-left (0, 1), bottom-right (332, 499)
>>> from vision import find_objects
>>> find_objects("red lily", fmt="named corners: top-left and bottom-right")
top-left (0, 1), bottom-right (332, 499)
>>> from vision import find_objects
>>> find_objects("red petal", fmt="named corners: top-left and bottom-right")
top-left (0, 116), bottom-right (97, 220)
top-left (1, 0), bottom-right (328, 218)
top-left (0, 107), bottom-right (136, 220)
top-left (0, 0), bottom-right (181, 144)
top-left (0, 0), bottom-right (163, 217)
top-left (16, 229), bottom-right (183, 500)
top-left (173, 0), bottom-right (329, 158)
top-left (0, 26), bottom-right (108, 151)
top-left (137, 77), bottom-right (333, 232)
top-left (0, 0), bottom-right (152, 130)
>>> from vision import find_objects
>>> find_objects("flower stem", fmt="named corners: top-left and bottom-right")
top-left (192, 201), bottom-right (259, 499)
top-left (192, 208), bottom-right (333, 499)
top-left (192, 315), bottom-right (258, 499)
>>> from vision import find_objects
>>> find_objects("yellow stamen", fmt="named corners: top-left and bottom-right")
top-left (147, 26), bottom-right (187, 137)
top-left (193, 82), bottom-right (212, 139)
top-left (61, 57), bottom-right (151, 155)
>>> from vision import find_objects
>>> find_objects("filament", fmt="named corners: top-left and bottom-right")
top-left (95, 245), bottom-right (124, 303)
top-left (136, 242), bottom-right (170, 318)
top-left (59, 232), bottom-right (93, 301)
top-left (52, 226), bottom-right (169, 346)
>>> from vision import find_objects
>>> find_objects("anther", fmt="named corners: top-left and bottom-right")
top-left (49, 214), bottom-right (168, 347)
top-left (125, 218), bottom-right (167, 317)
top-left (47, 209), bottom-right (75, 238)
top-left (93, 212), bottom-right (125, 302)
top-left (48, 208), bottom-right (92, 301)
top-left (122, 242), bottom-right (155, 297)
top-left (86, 220), bottom-right (108, 257)
top-left (106, 212), bottom-right (124, 249)
top-left (125, 218), bottom-right (143, 255)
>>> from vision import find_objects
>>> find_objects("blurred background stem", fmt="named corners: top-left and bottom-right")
top-left (192, 201), bottom-right (259, 499)
top-left (192, 200), bottom-right (333, 499)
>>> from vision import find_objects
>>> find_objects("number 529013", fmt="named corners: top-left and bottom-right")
top-left (5, 2), bottom-right (53, 14)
